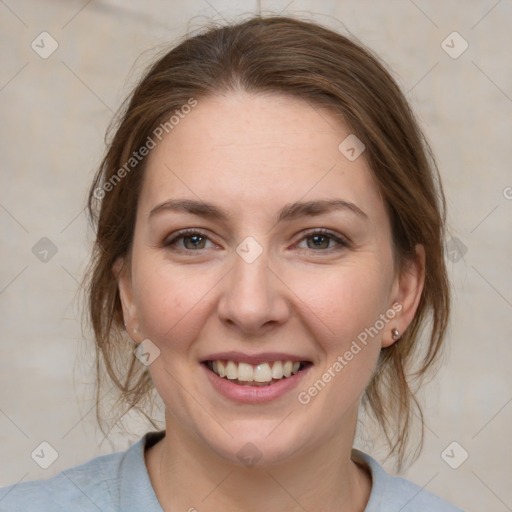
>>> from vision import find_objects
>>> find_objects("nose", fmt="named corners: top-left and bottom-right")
top-left (217, 248), bottom-right (290, 335)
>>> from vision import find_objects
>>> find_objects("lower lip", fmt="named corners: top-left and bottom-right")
top-left (202, 363), bottom-right (311, 404)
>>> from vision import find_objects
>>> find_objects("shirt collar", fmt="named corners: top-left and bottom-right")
top-left (119, 430), bottom-right (165, 512)
top-left (352, 448), bottom-right (391, 511)
top-left (118, 433), bottom-right (386, 512)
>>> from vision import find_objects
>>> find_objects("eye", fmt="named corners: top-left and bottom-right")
top-left (163, 229), bottom-right (217, 251)
top-left (163, 228), bottom-right (349, 253)
top-left (295, 229), bottom-right (349, 251)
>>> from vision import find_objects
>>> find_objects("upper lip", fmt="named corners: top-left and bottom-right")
top-left (201, 351), bottom-right (312, 365)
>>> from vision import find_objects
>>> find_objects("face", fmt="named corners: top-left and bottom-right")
top-left (117, 91), bottom-right (423, 465)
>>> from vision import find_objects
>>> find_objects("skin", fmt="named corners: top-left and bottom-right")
top-left (116, 91), bottom-right (425, 512)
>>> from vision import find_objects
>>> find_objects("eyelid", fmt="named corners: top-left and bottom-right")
top-left (163, 227), bottom-right (350, 252)
top-left (293, 228), bottom-right (351, 250)
top-left (163, 228), bottom-right (218, 249)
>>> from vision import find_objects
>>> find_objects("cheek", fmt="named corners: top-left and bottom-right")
top-left (290, 263), bottom-right (391, 416)
top-left (131, 240), bottom-right (394, 362)
top-left (132, 257), bottom-right (220, 353)
top-left (288, 259), bottom-right (392, 345)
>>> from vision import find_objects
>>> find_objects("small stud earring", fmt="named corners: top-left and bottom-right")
top-left (133, 327), bottom-right (138, 334)
top-left (391, 328), bottom-right (400, 341)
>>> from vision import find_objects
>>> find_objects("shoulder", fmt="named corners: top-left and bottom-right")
top-left (0, 431), bottom-right (164, 512)
top-left (0, 449), bottom-right (124, 512)
top-left (352, 449), bottom-right (465, 512)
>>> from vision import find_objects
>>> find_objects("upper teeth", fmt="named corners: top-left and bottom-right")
top-left (210, 360), bottom-right (302, 382)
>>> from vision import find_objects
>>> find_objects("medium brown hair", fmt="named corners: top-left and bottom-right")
top-left (85, 15), bottom-right (450, 469)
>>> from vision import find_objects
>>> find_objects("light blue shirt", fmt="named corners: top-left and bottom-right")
top-left (0, 431), bottom-right (464, 511)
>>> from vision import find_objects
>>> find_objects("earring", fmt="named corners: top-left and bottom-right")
top-left (133, 327), bottom-right (138, 334)
top-left (391, 328), bottom-right (400, 341)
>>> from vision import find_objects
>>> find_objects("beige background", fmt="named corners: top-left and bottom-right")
top-left (1, 1), bottom-right (511, 510)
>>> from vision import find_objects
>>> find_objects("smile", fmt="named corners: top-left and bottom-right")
top-left (204, 359), bottom-right (312, 387)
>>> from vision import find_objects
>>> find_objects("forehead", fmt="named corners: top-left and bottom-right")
top-left (138, 91), bottom-right (385, 223)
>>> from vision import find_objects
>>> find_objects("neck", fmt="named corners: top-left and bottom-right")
top-left (145, 415), bottom-right (372, 512)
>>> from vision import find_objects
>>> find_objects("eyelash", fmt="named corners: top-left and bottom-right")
top-left (163, 228), bottom-right (350, 253)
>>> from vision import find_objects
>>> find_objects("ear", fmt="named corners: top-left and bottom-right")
top-left (383, 244), bottom-right (425, 348)
top-left (113, 256), bottom-right (141, 343)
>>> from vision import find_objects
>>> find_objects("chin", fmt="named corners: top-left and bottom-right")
top-left (199, 420), bottom-right (312, 468)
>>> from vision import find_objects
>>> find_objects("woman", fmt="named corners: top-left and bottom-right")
top-left (0, 15), bottom-right (463, 511)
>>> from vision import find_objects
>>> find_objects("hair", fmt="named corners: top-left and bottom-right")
top-left (85, 14), bottom-right (450, 470)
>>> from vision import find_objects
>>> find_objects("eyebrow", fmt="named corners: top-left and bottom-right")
top-left (149, 198), bottom-right (368, 222)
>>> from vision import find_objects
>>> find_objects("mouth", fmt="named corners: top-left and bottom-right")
top-left (202, 359), bottom-right (313, 387)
